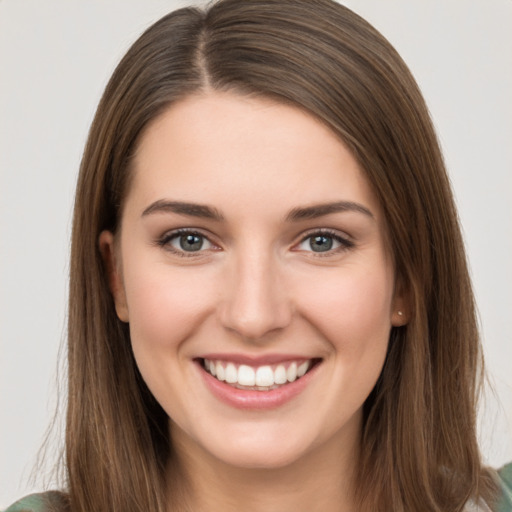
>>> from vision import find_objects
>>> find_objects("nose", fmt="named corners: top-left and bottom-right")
top-left (219, 251), bottom-right (293, 341)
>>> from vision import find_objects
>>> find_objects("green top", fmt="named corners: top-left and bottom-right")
top-left (2, 491), bottom-right (66, 512)
top-left (4, 464), bottom-right (512, 511)
top-left (499, 463), bottom-right (512, 510)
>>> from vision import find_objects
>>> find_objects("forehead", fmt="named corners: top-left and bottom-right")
top-left (126, 92), bottom-right (382, 222)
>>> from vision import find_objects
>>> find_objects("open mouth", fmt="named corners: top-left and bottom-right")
top-left (200, 358), bottom-right (321, 391)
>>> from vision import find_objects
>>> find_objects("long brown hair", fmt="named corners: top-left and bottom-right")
top-left (66, 0), bottom-right (497, 510)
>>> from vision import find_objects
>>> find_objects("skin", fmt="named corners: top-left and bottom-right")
top-left (100, 92), bottom-right (407, 512)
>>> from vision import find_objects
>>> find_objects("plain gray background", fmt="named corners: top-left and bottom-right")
top-left (1, 0), bottom-right (511, 507)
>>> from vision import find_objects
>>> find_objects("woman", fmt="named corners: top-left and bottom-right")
top-left (4, 0), bottom-right (511, 510)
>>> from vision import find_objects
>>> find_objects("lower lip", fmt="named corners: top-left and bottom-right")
top-left (197, 361), bottom-right (320, 410)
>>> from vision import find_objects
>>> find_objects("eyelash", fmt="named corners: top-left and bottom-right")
top-left (156, 228), bottom-right (216, 257)
top-left (156, 228), bottom-right (354, 257)
top-left (296, 229), bottom-right (354, 256)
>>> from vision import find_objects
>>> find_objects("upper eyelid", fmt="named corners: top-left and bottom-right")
top-left (160, 227), bottom-right (215, 241)
top-left (296, 227), bottom-right (352, 243)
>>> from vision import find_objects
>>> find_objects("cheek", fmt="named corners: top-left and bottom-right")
top-left (120, 261), bottom-right (221, 422)
top-left (122, 261), bottom-right (218, 355)
top-left (293, 265), bottom-right (394, 419)
top-left (296, 264), bottom-right (394, 352)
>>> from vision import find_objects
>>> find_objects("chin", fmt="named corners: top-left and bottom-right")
top-left (213, 443), bottom-right (310, 470)
top-left (191, 421), bottom-right (320, 471)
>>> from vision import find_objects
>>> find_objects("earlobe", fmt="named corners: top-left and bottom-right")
top-left (98, 230), bottom-right (129, 322)
top-left (391, 308), bottom-right (408, 326)
top-left (391, 281), bottom-right (410, 327)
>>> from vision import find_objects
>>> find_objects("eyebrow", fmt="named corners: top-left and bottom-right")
top-left (141, 199), bottom-right (374, 222)
top-left (285, 201), bottom-right (374, 221)
top-left (141, 200), bottom-right (224, 221)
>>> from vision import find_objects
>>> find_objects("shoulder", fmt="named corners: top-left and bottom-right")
top-left (498, 463), bottom-right (512, 511)
top-left (2, 492), bottom-right (68, 512)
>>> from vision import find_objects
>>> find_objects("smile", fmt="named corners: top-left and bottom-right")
top-left (202, 358), bottom-right (317, 391)
top-left (196, 355), bottom-right (322, 409)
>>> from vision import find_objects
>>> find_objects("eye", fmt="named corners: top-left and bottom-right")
top-left (159, 229), bottom-right (215, 255)
top-left (296, 230), bottom-right (353, 254)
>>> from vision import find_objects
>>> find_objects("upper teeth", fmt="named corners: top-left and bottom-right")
top-left (204, 359), bottom-right (312, 389)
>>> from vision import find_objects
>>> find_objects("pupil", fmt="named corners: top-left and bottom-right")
top-left (311, 235), bottom-right (333, 252)
top-left (180, 234), bottom-right (203, 251)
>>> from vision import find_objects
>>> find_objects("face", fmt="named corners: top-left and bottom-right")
top-left (100, 92), bottom-right (406, 470)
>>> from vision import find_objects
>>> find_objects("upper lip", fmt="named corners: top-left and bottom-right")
top-left (197, 353), bottom-right (319, 366)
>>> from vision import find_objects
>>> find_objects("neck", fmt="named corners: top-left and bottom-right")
top-left (166, 422), bottom-right (360, 512)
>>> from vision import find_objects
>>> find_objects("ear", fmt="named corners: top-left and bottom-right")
top-left (391, 278), bottom-right (410, 327)
top-left (99, 230), bottom-right (129, 322)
